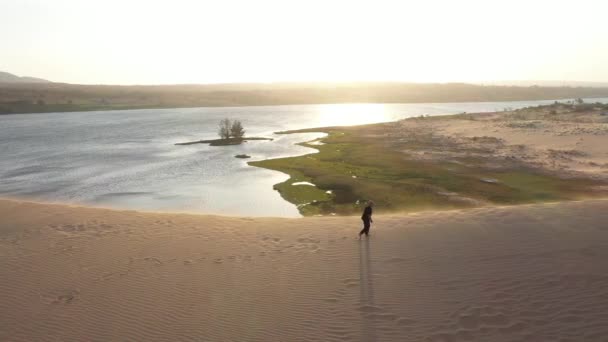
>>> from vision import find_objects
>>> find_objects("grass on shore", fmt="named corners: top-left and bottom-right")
top-left (249, 123), bottom-right (603, 216)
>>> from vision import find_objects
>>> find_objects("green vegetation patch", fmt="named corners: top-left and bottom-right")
top-left (249, 124), bottom-right (605, 216)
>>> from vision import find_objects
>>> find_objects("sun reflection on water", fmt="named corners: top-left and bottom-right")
top-left (313, 103), bottom-right (393, 127)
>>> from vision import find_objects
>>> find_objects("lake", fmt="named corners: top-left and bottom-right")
top-left (1, 98), bottom-right (607, 217)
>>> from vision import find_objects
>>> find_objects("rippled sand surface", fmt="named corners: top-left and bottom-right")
top-left (1, 198), bottom-right (607, 341)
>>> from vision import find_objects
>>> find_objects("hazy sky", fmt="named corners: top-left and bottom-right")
top-left (1, 0), bottom-right (607, 85)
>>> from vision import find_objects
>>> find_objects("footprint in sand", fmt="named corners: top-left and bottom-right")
top-left (333, 289), bottom-right (347, 297)
top-left (498, 322), bottom-right (527, 334)
top-left (143, 257), bottom-right (163, 266)
top-left (480, 313), bottom-right (510, 326)
top-left (386, 257), bottom-right (407, 263)
top-left (322, 298), bottom-right (339, 303)
top-left (297, 237), bottom-right (320, 244)
top-left (357, 304), bottom-right (383, 313)
top-left (98, 272), bottom-right (117, 281)
top-left (367, 312), bottom-right (399, 321)
top-left (308, 245), bottom-right (320, 253)
top-left (40, 289), bottom-right (80, 305)
top-left (397, 317), bottom-right (417, 326)
top-left (53, 224), bottom-right (83, 233)
top-left (458, 313), bottom-right (479, 329)
top-left (356, 304), bottom-right (404, 324)
top-left (294, 237), bottom-right (321, 253)
top-left (427, 331), bottom-right (459, 342)
top-left (342, 278), bottom-right (360, 288)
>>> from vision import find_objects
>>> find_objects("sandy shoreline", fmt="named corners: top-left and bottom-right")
top-left (2, 198), bottom-right (608, 341)
top-left (391, 104), bottom-right (608, 183)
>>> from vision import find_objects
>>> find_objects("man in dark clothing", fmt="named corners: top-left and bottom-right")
top-left (359, 200), bottom-right (374, 238)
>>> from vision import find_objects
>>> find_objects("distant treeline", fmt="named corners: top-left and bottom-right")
top-left (2, 82), bottom-right (608, 114)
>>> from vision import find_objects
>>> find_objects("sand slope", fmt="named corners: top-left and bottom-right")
top-left (1, 199), bottom-right (608, 341)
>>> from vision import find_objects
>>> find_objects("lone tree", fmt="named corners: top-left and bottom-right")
top-left (218, 119), bottom-right (232, 140)
top-left (230, 120), bottom-right (245, 139)
top-left (218, 119), bottom-right (246, 140)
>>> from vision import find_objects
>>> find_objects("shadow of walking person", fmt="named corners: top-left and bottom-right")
top-left (359, 237), bottom-right (377, 341)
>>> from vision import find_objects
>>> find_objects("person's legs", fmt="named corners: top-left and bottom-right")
top-left (359, 219), bottom-right (371, 236)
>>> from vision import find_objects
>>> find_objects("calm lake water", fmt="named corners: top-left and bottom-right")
top-left (1, 98), bottom-right (607, 217)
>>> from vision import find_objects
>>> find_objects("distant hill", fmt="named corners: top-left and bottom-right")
top-left (479, 80), bottom-right (608, 88)
top-left (0, 71), bottom-right (50, 84)
top-left (2, 81), bottom-right (608, 114)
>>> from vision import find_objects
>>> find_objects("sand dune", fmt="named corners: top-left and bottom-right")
top-left (1, 199), bottom-right (608, 341)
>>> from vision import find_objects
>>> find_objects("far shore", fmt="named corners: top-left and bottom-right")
top-left (3, 82), bottom-right (608, 114)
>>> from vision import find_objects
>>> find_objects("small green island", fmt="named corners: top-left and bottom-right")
top-left (175, 118), bottom-right (273, 146)
top-left (175, 137), bottom-right (273, 146)
top-left (250, 102), bottom-right (608, 216)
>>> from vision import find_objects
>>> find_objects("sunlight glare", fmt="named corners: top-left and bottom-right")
top-left (314, 103), bottom-right (392, 127)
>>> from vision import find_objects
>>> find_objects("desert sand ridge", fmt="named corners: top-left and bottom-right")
top-left (1, 198), bottom-right (608, 341)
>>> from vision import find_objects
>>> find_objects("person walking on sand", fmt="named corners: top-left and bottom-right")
top-left (359, 200), bottom-right (374, 238)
